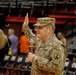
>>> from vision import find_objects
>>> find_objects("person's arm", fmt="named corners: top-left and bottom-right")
top-left (33, 46), bottom-right (66, 73)
top-left (22, 13), bottom-right (36, 41)
top-left (8, 38), bottom-right (11, 46)
top-left (62, 38), bottom-right (67, 47)
top-left (63, 38), bottom-right (67, 47)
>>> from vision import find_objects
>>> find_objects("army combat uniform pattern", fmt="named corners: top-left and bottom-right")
top-left (22, 26), bottom-right (67, 75)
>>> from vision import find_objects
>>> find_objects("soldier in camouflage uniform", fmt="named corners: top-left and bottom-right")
top-left (22, 13), bottom-right (67, 75)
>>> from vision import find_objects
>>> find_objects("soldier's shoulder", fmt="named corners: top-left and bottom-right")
top-left (49, 38), bottom-right (65, 50)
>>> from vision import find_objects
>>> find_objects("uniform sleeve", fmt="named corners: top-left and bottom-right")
top-left (22, 26), bottom-right (35, 39)
top-left (22, 26), bottom-right (38, 45)
top-left (33, 47), bottom-right (66, 73)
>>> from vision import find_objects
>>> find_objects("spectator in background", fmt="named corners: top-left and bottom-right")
top-left (57, 32), bottom-right (67, 47)
top-left (8, 28), bottom-right (18, 55)
top-left (0, 29), bottom-right (11, 74)
top-left (19, 32), bottom-right (30, 57)
top-left (0, 29), bottom-right (10, 62)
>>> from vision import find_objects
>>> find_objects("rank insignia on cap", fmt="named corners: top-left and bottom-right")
top-left (54, 54), bottom-right (60, 59)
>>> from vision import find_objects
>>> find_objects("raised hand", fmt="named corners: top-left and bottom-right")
top-left (22, 13), bottom-right (29, 28)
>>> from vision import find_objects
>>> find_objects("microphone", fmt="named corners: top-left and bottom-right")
top-left (29, 38), bottom-right (35, 53)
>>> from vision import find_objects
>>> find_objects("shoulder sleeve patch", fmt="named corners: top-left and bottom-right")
top-left (54, 53), bottom-right (60, 59)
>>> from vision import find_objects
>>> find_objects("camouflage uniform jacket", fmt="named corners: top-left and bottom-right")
top-left (22, 26), bottom-right (67, 75)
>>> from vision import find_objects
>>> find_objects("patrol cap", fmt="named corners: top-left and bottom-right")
top-left (34, 17), bottom-right (56, 28)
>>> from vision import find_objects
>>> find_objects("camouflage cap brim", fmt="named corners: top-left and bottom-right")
top-left (33, 23), bottom-right (47, 26)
